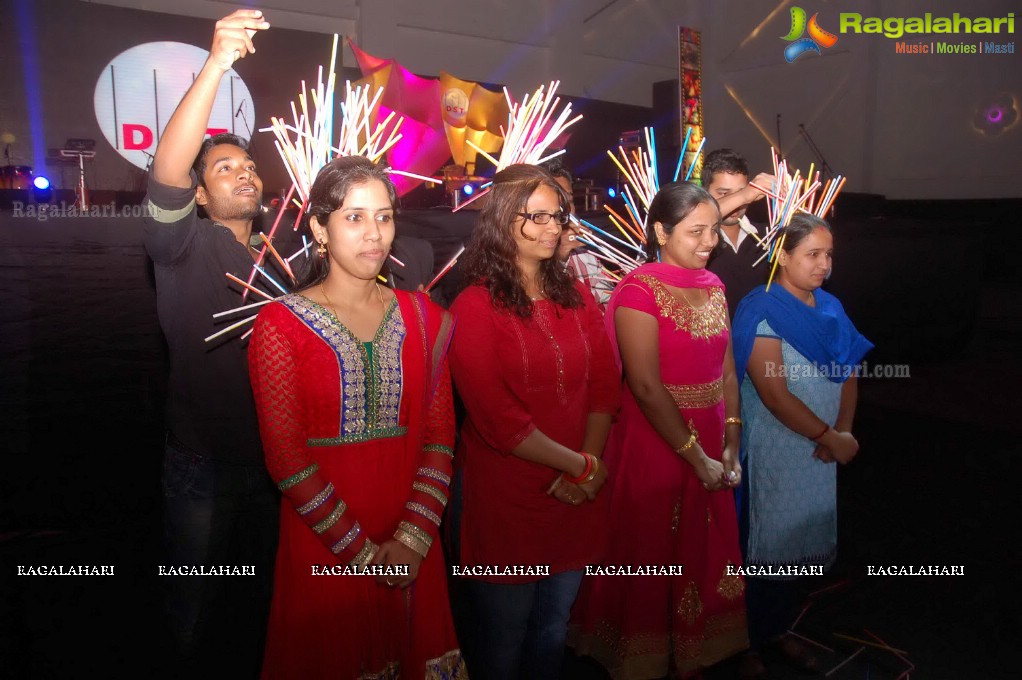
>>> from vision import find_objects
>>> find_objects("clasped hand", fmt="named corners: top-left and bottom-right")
top-left (370, 540), bottom-right (422, 589)
top-left (546, 460), bottom-right (608, 505)
top-left (694, 444), bottom-right (742, 491)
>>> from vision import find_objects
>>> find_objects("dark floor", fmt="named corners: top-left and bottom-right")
top-left (1, 247), bottom-right (1018, 679)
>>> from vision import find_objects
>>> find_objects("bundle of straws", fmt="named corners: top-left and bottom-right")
top-left (206, 37), bottom-right (439, 343)
top-left (570, 125), bottom-right (706, 281)
top-left (747, 148), bottom-right (846, 290)
top-left (455, 80), bottom-right (582, 211)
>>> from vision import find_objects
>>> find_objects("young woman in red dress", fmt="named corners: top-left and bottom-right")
top-left (448, 163), bottom-right (621, 679)
top-left (248, 156), bottom-right (464, 678)
top-left (570, 182), bottom-right (749, 678)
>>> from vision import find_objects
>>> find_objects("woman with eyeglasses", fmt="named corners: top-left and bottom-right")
top-left (570, 182), bottom-right (748, 679)
top-left (448, 163), bottom-right (621, 679)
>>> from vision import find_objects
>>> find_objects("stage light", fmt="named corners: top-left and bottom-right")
top-left (607, 187), bottom-right (617, 199)
top-left (31, 174), bottom-right (53, 203)
top-left (463, 183), bottom-right (475, 196)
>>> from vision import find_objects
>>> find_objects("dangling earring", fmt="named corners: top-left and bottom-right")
top-left (317, 241), bottom-right (327, 259)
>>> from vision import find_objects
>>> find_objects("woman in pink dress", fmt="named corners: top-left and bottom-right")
top-left (571, 182), bottom-right (748, 678)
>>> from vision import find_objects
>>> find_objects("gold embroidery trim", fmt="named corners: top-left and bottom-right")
top-left (664, 378), bottom-right (724, 408)
top-left (311, 499), bottom-right (347, 534)
top-left (636, 274), bottom-right (728, 339)
top-left (717, 561), bottom-right (745, 600)
top-left (424, 443), bottom-right (455, 457)
top-left (425, 650), bottom-right (466, 679)
top-left (278, 463), bottom-right (319, 491)
top-left (350, 539), bottom-right (378, 567)
top-left (413, 481), bottom-right (449, 507)
top-left (296, 482), bottom-right (334, 516)
top-left (395, 521), bottom-right (433, 557)
top-left (395, 531), bottom-right (431, 558)
top-left (330, 523), bottom-right (361, 555)
top-left (418, 466), bottom-right (451, 486)
top-left (406, 501), bottom-right (442, 527)
top-left (676, 581), bottom-right (704, 625)
top-left (671, 498), bottom-right (682, 534)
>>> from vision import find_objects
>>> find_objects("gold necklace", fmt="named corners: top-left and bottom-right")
top-left (677, 287), bottom-right (709, 309)
top-left (321, 281), bottom-right (386, 313)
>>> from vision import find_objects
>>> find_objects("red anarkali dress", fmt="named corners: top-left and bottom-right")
top-left (249, 290), bottom-right (464, 679)
top-left (570, 264), bottom-right (748, 679)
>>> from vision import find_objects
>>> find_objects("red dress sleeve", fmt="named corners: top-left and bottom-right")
top-left (249, 303), bottom-right (376, 566)
top-left (393, 354), bottom-right (455, 558)
top-left (613, 276), bottom-right (658, 316)
top-left (449, 287), bottom-right (537, 453)
top-left (579, 283), bottom-right (622, 416)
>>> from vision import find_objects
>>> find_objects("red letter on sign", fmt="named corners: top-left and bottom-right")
top-left (123, 124), bottom-right (154, 150)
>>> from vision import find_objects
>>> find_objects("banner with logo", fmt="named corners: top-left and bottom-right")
top-left (678, 27), bottom-right (704, 183)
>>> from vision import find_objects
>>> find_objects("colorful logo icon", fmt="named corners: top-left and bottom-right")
top-left (782, 7), bottom-right (838, 62)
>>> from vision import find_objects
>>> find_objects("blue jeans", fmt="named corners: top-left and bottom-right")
top-left (466, 570), bottom-right (584, 680)
top-left (162, 437), bottom-right (279, 676)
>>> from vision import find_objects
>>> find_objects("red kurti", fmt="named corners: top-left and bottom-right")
top-left (249, 290), bottom-right (464, 679)
top-left (449, 283), bottom-right (621, 583)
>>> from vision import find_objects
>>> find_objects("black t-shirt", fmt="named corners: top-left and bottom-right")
top-left (143, 176), bottom-right (267, 464)
top-left (708, 225), bottom-right (767, 319)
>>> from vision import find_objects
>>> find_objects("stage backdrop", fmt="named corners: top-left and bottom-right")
top-left (0, 0), bottom-right (654, 201)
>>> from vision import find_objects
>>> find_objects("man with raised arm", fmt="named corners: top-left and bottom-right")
top-left (143, 10), bottom-right (276, 675)
top-left (704, 148), bottom-right (768, 318)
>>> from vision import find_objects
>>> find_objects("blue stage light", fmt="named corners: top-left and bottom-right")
top-left (607, 187), bottom-right (617, 199)
top-left (33, 175), bottom-right (50, 190)
top-left (463, 183), bottom-right (475, 196)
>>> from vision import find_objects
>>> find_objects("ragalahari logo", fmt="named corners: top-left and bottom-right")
top-left (782, 7), bottom-right (839, 62)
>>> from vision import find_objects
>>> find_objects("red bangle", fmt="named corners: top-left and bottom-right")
top-left (810, 424), bottom-right (830, 441)
top-left (563, 452), bottom-right (593, 484)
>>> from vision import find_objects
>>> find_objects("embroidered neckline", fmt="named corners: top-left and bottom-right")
top-left (302, 294), bottom-right (397, 345)
top-left (636, 274), bottom-right (728, 340)
top-left (281, 294), bottom-right (405, 441)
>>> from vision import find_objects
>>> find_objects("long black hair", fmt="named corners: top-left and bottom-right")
top-left (460, 163), bottom-right (581, 317)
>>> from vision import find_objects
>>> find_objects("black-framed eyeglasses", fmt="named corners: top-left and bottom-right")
top-left (517, 211), bottom-right (571, 225)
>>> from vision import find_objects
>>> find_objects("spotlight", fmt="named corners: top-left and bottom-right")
top-left (31, 174), bottom-right (53, 203)
top-left (607, 187), bottom-right (617, 199)
top-left (463, 183), bottom-right (475, 196)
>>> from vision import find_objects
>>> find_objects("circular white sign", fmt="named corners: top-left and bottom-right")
top-left (443, 88), bottom-right (470, 123)
top-left (94, 42), bottom-right (255, 170)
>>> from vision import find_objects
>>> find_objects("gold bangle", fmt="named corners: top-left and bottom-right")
top-left (581, 456), bottom-right (600, 484)
top-left (674, 432), bottom-right (698, 455)
top-left (725, 417), bottom-right (742, 426)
